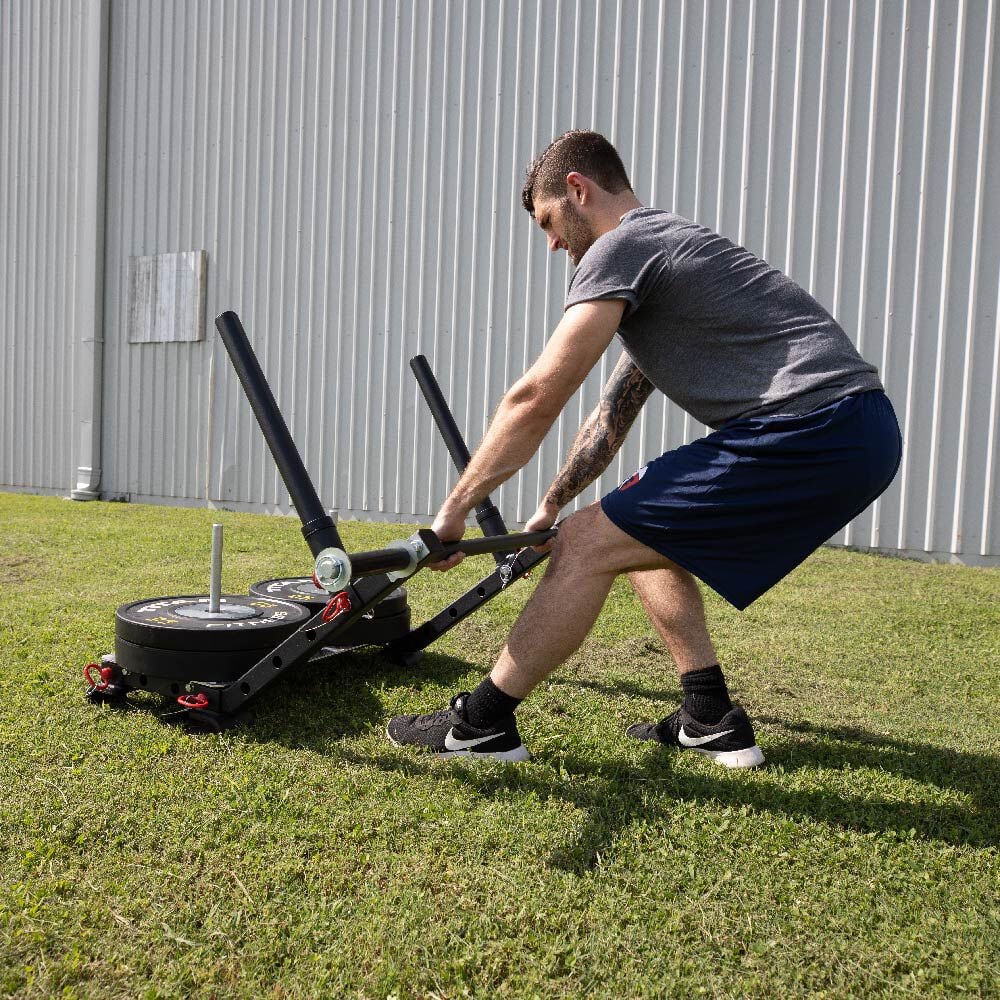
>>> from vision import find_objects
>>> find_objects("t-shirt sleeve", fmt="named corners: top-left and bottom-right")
top-left (564, 228), bottom-right (664, 319)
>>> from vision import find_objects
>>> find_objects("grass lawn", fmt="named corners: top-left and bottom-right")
top-left (1, 491), bottom-right (998, 999)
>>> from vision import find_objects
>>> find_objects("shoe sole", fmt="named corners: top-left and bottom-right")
top-left (627, 725), bottom-right (766, 769)
top-left (386, 726), bottom-right (531, 762)
top-left (438, 746), bottom-right (531, 762)
top-left (691, 744), bottom-right (765, 769)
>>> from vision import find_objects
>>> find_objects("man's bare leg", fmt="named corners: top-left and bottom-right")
top-left (623, 567), bottom-right (739, 728)
top-left (490, 503), bottom-right (710, 698)
top-left (387, 501), bottom-right (762, 766)
top-left (626, 567), bottom-right (718, 675)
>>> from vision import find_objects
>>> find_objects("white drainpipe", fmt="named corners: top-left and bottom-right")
top-left (71, 0), bottom-right (110, 501)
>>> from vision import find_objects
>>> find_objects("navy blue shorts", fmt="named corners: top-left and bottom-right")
top-left (601, 390), bottom-right (902, 610)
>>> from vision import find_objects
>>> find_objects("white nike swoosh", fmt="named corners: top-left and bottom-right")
top-left (678, 725), bottom-right (735, 748)
top-left (444, 728), bottom-right (500, 751)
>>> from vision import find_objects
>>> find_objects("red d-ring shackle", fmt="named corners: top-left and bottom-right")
top-left (83, 663), bottom-right (114, 691)
top-left (321, 591), bottom-right (352, 623)
top-left (176, 692), bottom-right (210, 710)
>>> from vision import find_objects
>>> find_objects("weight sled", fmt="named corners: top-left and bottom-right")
top-left (84, 311), bottom-right (555, 727)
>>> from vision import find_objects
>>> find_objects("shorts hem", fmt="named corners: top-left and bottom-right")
top-left (600, 494), bottom-right (755, 610)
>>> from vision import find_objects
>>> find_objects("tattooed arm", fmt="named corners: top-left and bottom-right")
top-left (526, 352), bottom-right (654, 532)
top-left (430, 299), bottom-right (626, 568)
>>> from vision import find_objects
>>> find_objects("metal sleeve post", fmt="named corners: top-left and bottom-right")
top-left (209, 524), bottom-right (223, 613)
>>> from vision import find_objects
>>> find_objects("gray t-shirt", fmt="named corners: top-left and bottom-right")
top-left (565, 207), bottom-right (883, 428)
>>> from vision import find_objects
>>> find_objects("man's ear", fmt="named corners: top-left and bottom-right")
top-left (565, 171), bottom-right (588, 205)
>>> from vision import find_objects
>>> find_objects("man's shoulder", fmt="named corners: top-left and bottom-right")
top-left (566, 209), bottom-right (681, 309)
top-left (586, 208), bottom-right (696, 260)
top-left (618, 207), bottom-right (696, 235)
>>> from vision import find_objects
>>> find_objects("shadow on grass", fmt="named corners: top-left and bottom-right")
top-left (234, 647), bottom-right (477, 748)
top-left (332, 717), bottom-right (1000, 871)
top-left (147, 645), bottom-right (998, 864)
top-left (107, 646), bottom-right (475, 744)
top-left (547, 674), bottom-right (681, 703)
top-left (758, 716), bottom-right (1000, 818)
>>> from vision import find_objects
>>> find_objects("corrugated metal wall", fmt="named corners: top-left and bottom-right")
top-left (0, 0), bottom-right (105, 495)
top-left (6, 0), bottom-right (1000, 563)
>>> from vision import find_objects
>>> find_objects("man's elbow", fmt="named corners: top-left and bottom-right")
top-left (505, 376), bottom-right (565, 426)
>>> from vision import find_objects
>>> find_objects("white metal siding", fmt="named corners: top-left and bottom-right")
top-left (0, 1), bottom-right (96, 492)
top-left (8, 0), bottom-right (1000, 563)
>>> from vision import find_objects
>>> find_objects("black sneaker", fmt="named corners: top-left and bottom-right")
top-left (626, 705), bottom-right (764, 769)
top-left (386, 692), bottom-right (530, 762)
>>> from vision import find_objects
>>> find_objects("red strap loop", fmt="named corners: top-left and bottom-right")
top-left (177, 693), bottom-right (210, 710)
top-left (321, 591), bottom-right (352, 623)
top-left (84, 663), bottom-right (114, 691)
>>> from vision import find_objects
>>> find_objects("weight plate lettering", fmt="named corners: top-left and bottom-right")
top-left (248, 578), bottom-right (328, 609)
top-left (248, 579), bottom-right (409, 617)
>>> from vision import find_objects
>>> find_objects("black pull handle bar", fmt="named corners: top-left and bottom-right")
top-left (345, 527), bottom-right (557, 578)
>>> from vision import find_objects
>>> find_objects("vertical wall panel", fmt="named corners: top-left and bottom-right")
top-left (1, 1), bottom-right (93, 493)
top-left (5, 0), bottom-right (998, 565)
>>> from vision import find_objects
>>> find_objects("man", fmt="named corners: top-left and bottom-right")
top-left (387, 130), bottom-right (901, 768)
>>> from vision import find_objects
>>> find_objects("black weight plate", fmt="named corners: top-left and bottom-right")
top-left (248, 579), bottom-right (409, 617)
top-left (115, 636), bottom-right (279, 683)
top-left (325, 607), bottom-right (412, 647)
top-left (248, 577), bottom-right (329, 610)
top-left (370, 586), bottom-right (409, 617)
top-left (116, 595), bottom-right (309, 651)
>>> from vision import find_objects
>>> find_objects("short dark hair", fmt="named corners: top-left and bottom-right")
top-left (521, 130), bottom-right (632, 216)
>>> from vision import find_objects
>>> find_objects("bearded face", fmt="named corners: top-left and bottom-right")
top-left (534, 195), bottom-right (600, 266)
top-left (557, 197), bottom-right (599, 265)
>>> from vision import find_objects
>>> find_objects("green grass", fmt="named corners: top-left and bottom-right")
top-left (1, 491), bottom-right (998, 999)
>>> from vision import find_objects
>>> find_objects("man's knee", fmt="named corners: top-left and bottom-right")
top-left (545, 505), bottom-right (598, 575)
top-left (547, 503), bottom-right (673, 577)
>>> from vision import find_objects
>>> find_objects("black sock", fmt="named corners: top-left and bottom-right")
top-left (463, 677), bottom-right (522, 728)
top-left (680, 664), bottom-right (733, 725)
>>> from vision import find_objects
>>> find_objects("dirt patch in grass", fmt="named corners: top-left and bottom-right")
top-left (0, 554), bottom-right (39, 586)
